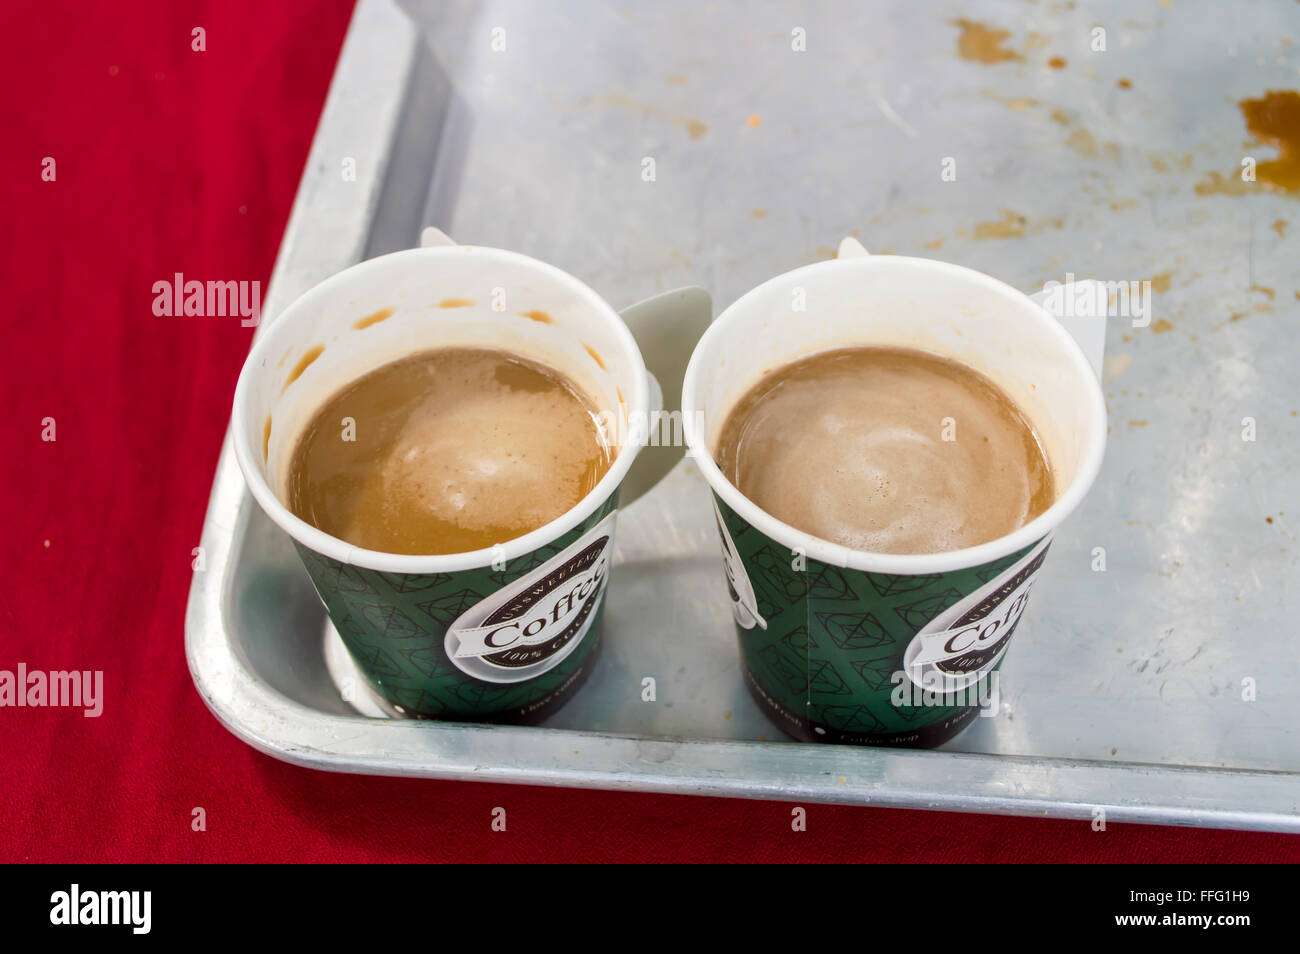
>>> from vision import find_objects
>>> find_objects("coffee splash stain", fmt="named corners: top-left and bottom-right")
top-left (1066, 127), bottom-right (1119, 159)
top-left (1196, 91), bottom-right (1300, 196)
top-left (951, 19), bottom-right (1024, 63)
top-left (583, 344), bottom-right (607, 370)
top-left (975, 210), bottom-right (1027, 239)
top-left (746, 113), bottom-right (762, 128)
top-left (752, 208), bottom-right (768, 217)
top-left (1128, 419), bottom-right (1149, 428)
top-left (1047, 56), bottom-right (1067, 69)
top-left (1252, 284), bottom-right (1276, 299)
top-left (1240, 90), bottom-right (1300, 193)
top-left (1272, 218), bottom-right (1289, 236)
top-left (1150, 272), bottom-right (1172, 293)
top-left (589, 92), bottom-right (709, 140)
top-left (921, 237), bottom-right (945, 249)
top-left (353, 307), bottom-right (395, 330)
top-left (283, 344), bottom-right (324, 392)
top-left (1194, 172), bottom-right (1253, 197)
top-left (436, 298), bottom-right (474, 308)
top-left (665, 74), bottom-right (687, 85)
top-left (1150, 153), bottom-right (1195, 174)
top-left (1110, 198), bottom-right (1138, 210)
top-left (1118, 78), bottom-right (1133, 89)
top-left (1050, 108), bottom-right (1071, 125)
top-left (981, 88), bottom-right (1037, 110)
top-left (1221, 302), bottom-right (1274, 327)
top-left (263, 415), bottom-right (272, 462)
top-left (1068, 128), bottom-right (1099, 157)
top-left (521, 309), bottom-right (554, 324)
top-left (1151, 319), bottom-right (1175, 333)
top-left (968, 209), bottom-right (1063, 240)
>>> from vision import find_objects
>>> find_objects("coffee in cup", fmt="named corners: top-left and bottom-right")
top-left (286, 347), bottom-right (613, 556)
top-left (713, 345), bottom-right (1054, 556)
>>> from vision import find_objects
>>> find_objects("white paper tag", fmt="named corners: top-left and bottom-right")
top-left (712, 499), bottom-right (767, 630)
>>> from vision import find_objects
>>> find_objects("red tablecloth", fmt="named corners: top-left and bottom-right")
top-left (2, 0), bottom-right (1295, 862)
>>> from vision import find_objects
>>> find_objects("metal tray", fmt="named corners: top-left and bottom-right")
top-left (186, 0), bottom-right (1300, 830)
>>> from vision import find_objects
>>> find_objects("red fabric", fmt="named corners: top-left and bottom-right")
top-left (0, 0), bottom-right (1294, 863)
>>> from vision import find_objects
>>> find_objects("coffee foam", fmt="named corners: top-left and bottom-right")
top-left (715, 347), bottom-right (1054, 555)
top-left (288, 348), bottom-right (612, 555)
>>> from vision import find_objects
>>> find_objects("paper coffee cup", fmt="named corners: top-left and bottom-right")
top-left (682, 250), bottom-right (1107, 746)
top-left (232, 242), bottom-right (708, 722)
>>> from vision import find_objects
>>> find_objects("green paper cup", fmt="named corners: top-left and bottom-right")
top-left (682, 245), bottom-right (1107, 747)
top-left (232, 236), bottom-right (709, 722)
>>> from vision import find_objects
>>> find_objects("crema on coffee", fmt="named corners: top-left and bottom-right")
top-left (287, 348), bottom-right (613, 555)
top-left (713, 346), bottom-right (1054, 555)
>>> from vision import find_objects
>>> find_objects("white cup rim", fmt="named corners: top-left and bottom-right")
top-left (681, 254), bottom-right (1108, 574)
top-left (231, 245), bottom-right (649, 573)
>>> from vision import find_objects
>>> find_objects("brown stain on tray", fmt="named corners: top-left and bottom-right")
top-left (1194, 171), bottom-right (1254, 197)
top-left (1240, 90), bottom-right (1300, 193)
top-left (590, 92), bottom-right (709, 140)
top-left (981, 89), bottom-right (1036, 110)
top-left (1066, 127), bottom-right (1119, 160)
top-left (1047, 56), bottom-right (1067, 69)
top-left (353, 307), bottom-right (395, 330)
top-left (968, 209), bottom-right (1062, 240)
top-left (951, 19), bottom-right (1024, 63)
top-left (283, 344), bottom-right (324, 392)
top-left (1151, 319), bottom-right (1175, 334)
top-left (1196, 90), bottom-right (1300, 196)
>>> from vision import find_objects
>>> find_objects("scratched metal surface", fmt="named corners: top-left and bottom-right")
top-left (187, 0), bottom-right (1300, 828)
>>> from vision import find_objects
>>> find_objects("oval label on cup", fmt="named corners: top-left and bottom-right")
top-left (445, 512), bottom-right (618, 684)
top-left (902, 535), bottom-right (1053, 691)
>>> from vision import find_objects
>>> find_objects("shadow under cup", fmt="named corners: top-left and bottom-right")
top-left (682, 256), bottom-right (1107, 747)
top-left (231, 247), bottom-right (649, 723)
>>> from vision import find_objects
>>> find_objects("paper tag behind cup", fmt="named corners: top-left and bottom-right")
top-left (902, 535), bottom-right (1053, 692)
top-left (712, 499), bottom-right (767, 630)
top-left (444, 512), bottom-right (617, 684)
